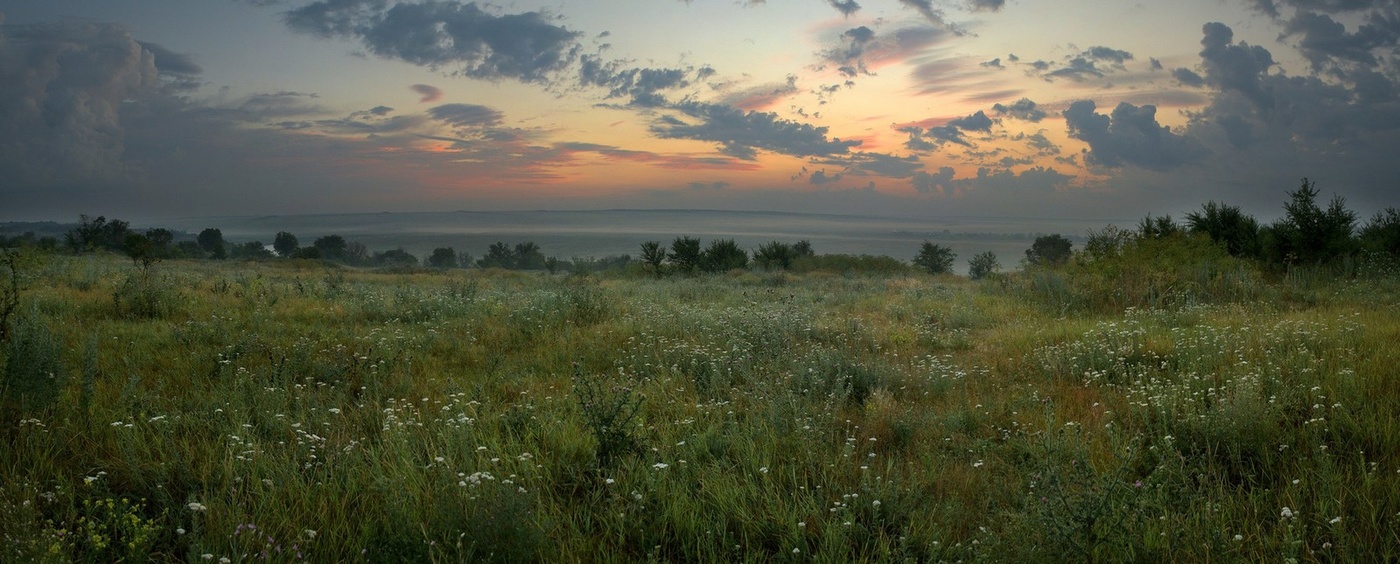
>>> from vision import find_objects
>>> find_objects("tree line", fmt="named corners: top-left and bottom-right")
top-left (3, 178), bottom-right (1397, 279)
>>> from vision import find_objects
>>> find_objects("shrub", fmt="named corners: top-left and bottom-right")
top-left (753, 241), bottom-right (795, 270)
top-left (639, 241), bottom-right (666, 278)
top-left (1263, 178), bottom-right (1357, 266)
top-left (669, 237), bottom-right (702, 275)
top-left (573, 366), bottom-right (644, 468)
top-left (913, 241), bottom-right (955, 274)
top-left (701, 239), bottom-right (749, 273)
top-left (1185, 201), bottom-right (1261, 258)
top-left (967, 251), bottom-right (1000, 280)
top-left (1025, 234), bottom-right (1073, 267)
top-left (112, 269), bottom-right (182, 319)
top-left (1, 314), bottom-right (63, 416)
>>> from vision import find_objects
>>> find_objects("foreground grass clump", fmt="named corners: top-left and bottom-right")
top-left (1, 254), bottom-right (1398, 561)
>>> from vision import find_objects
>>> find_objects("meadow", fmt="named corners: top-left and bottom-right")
top-left (1, 252), bottom-right (1398, 562)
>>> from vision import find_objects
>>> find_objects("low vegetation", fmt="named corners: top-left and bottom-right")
top-left (0, 178), bottom-right (1397, 560)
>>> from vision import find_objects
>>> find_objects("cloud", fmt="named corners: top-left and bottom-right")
top-left (1281, 10), bottom-right (1397, 72)
top-left (687, 180), bottom-right (730, 190)
top-left (427, 103), bottom-right (504, 128)
top-left (0, 20), bottom-right (159, 190)
top-left (411, 83), bottom-right (443, 102)
top-left (717, 75), bottom-right (798, 111)
top-left (579, 55), bottom-right (694, 106)
top-left (980, 57), bottom-right (1003, 69)
top-left (843, 152), bottom-right (923, 177)
top-left (992, 98), bottom-right (1047, 121)
top-left (1063, 100), bottom-right (1206, 170)
top-left (809, 170), bottom-right (843, 184)
top-left (911, 166), bottom-right (955, 193)
top-left (968, 0), bottom-right (1005, 11)
top-left (1199, 22), bottom-right (1276, 109)
top-left (1042, 46), bottom-right (1135, 81)
top-left (1014, 131), bottom-right (1061, 155)
top-left (827, 0), bottom-right (862, 16)
top-left (135, 41), bottom-right (203, 76)
top-left (651, 101), bottom-right (862, 160)
top-left (898, 0), bottom-right (965, 35)
top-left (899, 110), bottom-right (994, 148)
top-left (1173, 67), bottom-right (1206, 87)
top-left (283, 0), bottom-right (581, 83)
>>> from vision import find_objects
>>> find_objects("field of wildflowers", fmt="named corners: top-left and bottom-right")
top-left (1, 254), bottom-right (1397, 561)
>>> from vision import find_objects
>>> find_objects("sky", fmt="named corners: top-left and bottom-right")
top-left (1, 0), bottom-right (1397, 225)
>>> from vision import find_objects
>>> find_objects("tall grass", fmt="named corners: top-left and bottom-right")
top-left (0, 253), bottom-right (1396, 561)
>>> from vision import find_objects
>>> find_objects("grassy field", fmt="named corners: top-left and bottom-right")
top-left (2, 253), bottom-right (1398, 562)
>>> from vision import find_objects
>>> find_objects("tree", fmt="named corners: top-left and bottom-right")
top-left (145, 229), bottom-right (174, 258)
top-left (793, 240), bottom-right (815, 258)
top-left (273, 231), bottom-right (299, 257)
top-left (544, 256), bottom-right (562, 275)
top-left (344, 241), bottom-right (369, 264)
top-left (1025, 234), bottom-right (1073, 267)
top-left (66, 215), bottom-right (130, 252)
top-left (123, 233), bottom-right (158, 269)
top-left (514, 242), bottom-right (545, 270)
top-left (753, 241), bottom-right (796, 270)
top-left (231, 241), bottom-right (273, 259)
top-left (427, 247), bottom-right (458, 269)
top-left (197, 228), bottom-right (226, 259)
top-left (1083, 225), bottom-right (1132, 262)
top-left (1360, 207), bottom-right (1400, 257)
top-left (913, 241), bottom-right (955, 274)
top-left (1264, 178), bottom-right (1357, 265)
top-left (313, 235), bottom-right (347, 262)
top-left (668, 236), bottom-right (702, 275)
top-left (967, 251), bottom-right (1000, 280)
top-left (639, 241), bottom-right (666, 278)
top-left (373, 248), bottom-right (418, 267)
top-left (1185, 201), bottom-right (1260, 258)
top-left (478, 242), bottom-right (516, 269)
top-left (1137, 214), bottom-right (1180, 239)
top-left (702, 239), bottom-right (748, 273)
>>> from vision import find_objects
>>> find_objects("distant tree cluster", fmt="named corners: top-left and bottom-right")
top-left (15, 178), bottom-right (1397, 283)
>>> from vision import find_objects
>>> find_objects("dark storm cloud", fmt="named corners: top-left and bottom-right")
top-left (992, 98), bottom-right (1047, 121)
top-left (0, 20), bottom-right (159, 190)
top-left (651, 101), bottom-right (862, 160)
top-left (135, 41), bottom-right (203, 75)
top-left (1251, 0), bottom-right (1383, 16)
top-left (283, 0), bottom-right (581, 83)
top-left (1281, 10), bottom-right (1399, 71)
top-left (911, 166), bottom-right (955, 193)
top-left (1063, 100), bottom-right (1206, 170)
top-left (411, 83), bottom-right (443, 102)
top-left (1199, 22), bottom-right (1277, 109)
top-left (1173, 67), bottom-right (1207, 87)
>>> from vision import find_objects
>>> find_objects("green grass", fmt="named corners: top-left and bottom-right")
top-left (2, 253), bottom-right (1398, 561)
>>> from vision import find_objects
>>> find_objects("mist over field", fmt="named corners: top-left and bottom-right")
top-left (152, 209), bottom-right (1117, 275)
